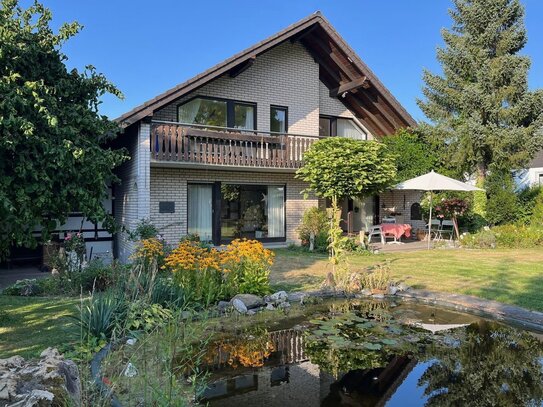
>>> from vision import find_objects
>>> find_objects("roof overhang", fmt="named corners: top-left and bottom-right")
top-left (115, 12), bottom-right (416, 136)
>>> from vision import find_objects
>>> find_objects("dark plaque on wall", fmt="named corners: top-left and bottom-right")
top-left (159, 201), bottom-right (175, 213)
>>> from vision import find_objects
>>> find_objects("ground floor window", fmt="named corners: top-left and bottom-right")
top-left (187, 182), bottom-right (286, 244)
top-left (187, 183), bottom-right (213, 241)
top-left (220, 184), bottom-right (285, 242)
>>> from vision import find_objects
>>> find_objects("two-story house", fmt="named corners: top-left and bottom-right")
top-left (113, 12), bottom-right (417, 262)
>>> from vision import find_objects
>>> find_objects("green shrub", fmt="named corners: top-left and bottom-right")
top-left (3, 279), bottom-right (43, 296)
top-left (73, 260), bottom-right (125, 292)
top-left (492, 224), bottom-right (543, 248)
top-left (236, 259), bottom-right (271, 296)
top-left (485, 170), bottom-right (519, 225)
top-left (76, 293), bottom-right (124, 340)
top-left (128, 218), bottom-right (159, 241)
top-left (151, 277), bottom-right (187, 309)
top-left (298, 207), bottom-right (329, 252)
top-left (459, 229), bottom-right (497, 249)
top-left (531, 189), bottom-right (543, 226)
top-left (517, 186), bottom-right (542, 224)
top-left (362, 263), bottom-right (391, 291)
top-left (125, 300), bottom-right (173, 333)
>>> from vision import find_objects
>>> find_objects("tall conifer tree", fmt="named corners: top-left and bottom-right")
top-left (418, 0), bottom-right (543, 184)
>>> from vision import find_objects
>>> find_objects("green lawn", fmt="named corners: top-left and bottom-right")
top-left (271, 248), bottom-right (543, 312)
top-left (1, 247), bottom-right (542, 359)
top-left (0, 296), bottom-right (79, 358)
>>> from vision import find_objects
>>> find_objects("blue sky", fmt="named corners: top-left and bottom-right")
top-left (44, 0), bottom-right (543, 122)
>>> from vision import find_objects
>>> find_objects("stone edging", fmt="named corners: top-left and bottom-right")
top-left (395, 289), bottom-right (543, 333)
top-left (90, 342), bottom-right (122, 407)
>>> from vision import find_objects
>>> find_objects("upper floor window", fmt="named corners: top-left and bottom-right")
top-left (319, 115), bottom-right (366, 140)
top-left (178, 97), bottom-right (255, 130)
top-left (270, 106), bottom-right (288, 133)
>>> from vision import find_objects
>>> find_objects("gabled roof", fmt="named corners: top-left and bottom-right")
top-left (116, 12), bottom-right (416, 136)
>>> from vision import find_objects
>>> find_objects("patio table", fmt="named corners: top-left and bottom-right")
top-left (381, 223), bottom-right (412, 244)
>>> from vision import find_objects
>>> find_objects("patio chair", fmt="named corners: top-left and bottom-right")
top-left (436, 220), bottom-right (454, 241)
top-left (382, 216), bottom-right (396, 224)
top-left (367, 225), bottom-right (385, 244)
top-left (426, 219), bottom-right (441, 240)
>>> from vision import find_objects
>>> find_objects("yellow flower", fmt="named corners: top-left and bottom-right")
top-left (132, 238), bottom-right (164, 261)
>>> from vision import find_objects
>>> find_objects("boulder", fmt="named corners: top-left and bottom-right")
top-left (270, 291), bottom-right (288, 304)
top-left (232, 298), bottom-right (248, 314)
top-left (231, 294), bottom-right (263, 310)
top-left (387, 286), bottom-right (399, 296)
top-left (373, 293), bottom-right (385, 299)
top-left (278, 301), bottom-right (291, 309)
top-left (0, 348), bottom-right (81, 406)
top-left (217, 301), bottom-right (231, 312)
top-left (397, 282), bottom-right (411, 292)
top-left (287, 292), bottom-right (305, 303)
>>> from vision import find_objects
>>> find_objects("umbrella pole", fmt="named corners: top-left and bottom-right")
top-left (427, 192), bottom-right (433, 250)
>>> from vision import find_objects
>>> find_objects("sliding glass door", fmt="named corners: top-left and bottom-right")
top-left (187, 184), bottom-right (213, 241)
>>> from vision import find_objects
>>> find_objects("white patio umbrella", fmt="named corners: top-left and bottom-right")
top-left (395, 170), bottom-right (484, 249)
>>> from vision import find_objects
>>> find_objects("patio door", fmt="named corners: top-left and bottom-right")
top-left (187, 184), bottom-right (213, 241)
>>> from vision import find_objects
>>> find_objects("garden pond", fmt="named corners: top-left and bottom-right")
top-left (200, 299), bottom-right (543, 407)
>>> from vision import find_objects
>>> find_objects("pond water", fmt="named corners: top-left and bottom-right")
top-left (200, 299), bottom-right (543, 407)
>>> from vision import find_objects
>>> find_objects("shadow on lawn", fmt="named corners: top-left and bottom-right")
top-left (465, 260), bottom-right (543, 311)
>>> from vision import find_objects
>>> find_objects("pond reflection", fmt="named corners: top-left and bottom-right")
top-left (200, 301), bottom-right (543, 406)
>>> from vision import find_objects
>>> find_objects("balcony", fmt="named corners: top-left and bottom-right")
top-left (150, 121), bottom-right (322, 170)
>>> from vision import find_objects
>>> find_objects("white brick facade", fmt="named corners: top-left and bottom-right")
top-left (154, 42), bottom-right (321, 136)
top-left (380, 190), bottom-right (426, 231)
top-left (114, 123), bottom-right (152, 263)
top-left (149, 167), bottom-right (319, 245)
top-left (114, 39), bottom-right (398, 260)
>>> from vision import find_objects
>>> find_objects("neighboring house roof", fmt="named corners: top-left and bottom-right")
top-left (115, 11), bottom-right (416, 136)
top-left (530, 150), bottom-right (543, 168)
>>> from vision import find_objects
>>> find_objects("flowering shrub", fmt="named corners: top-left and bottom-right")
top-left (64, 232), bottom-right (85, 255)
top-left (163, 238), bottom-right (274, 304)
top-left (220, 239), bottom-right (274, 271)
top-left (220, 239), bottom-right (274, 296)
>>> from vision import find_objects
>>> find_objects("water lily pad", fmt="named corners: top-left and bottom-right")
top-left (362, 342), bottom-right (382, 350)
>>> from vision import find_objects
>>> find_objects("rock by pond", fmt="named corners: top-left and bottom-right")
top-left (231, 294), bottom-right (264, 310)
top-left (0, 348), bottom-right (81, 407)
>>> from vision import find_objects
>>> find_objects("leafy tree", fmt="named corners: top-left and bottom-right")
top-left (296, 138), bottom-right (396, 272)
top-left (0, 0), bottom-right (127, 256)
top-left (382, 129), bottom-right (439, 182)
top-left (418, 0), bottom-right (543, 216)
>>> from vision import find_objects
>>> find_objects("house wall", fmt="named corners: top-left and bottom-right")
top-left (154, 41), bottom-right (321, 136)
top-left (380, 190), bottom-right (426, 231)
top-left (149, 167), bottom-right (319, 245)
top-left (114, 123), bottom-right (151, 263)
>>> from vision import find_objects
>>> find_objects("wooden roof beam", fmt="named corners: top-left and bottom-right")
top-left (290, 24), bottom-right (319, 43)
top-left (229, 56), bottom-right (256, 78)
top-left (344, 94), bottom-right (393, 136)
top-left (329, 76), bottom-right (369, 98)
top-left (354, 90), bottom-right (400, 130)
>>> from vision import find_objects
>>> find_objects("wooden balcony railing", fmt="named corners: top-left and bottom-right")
top-left (150, 121), bottom-right (322, 169)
